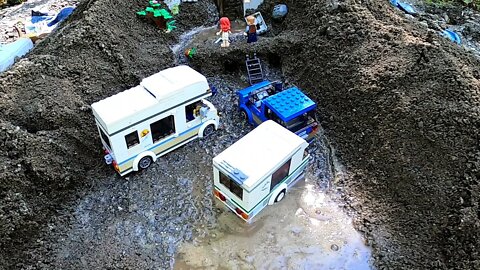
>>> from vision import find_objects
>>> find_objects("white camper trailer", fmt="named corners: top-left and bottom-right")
top-left (213, 120), bottom-right (310, 222)
top-left (91, 65), bottom-right (220, 176)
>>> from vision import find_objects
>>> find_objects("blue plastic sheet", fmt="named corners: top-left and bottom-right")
top-left (26, 6), bottom-right (75, 35)
top-left (0, 38), bottom-right (34, 72)
top-left (390, 0), bottom-right (417, 15)
top-left (47, 7), bottom-right (75, 27)
top-left (441, 29), bottom-right (461, 44)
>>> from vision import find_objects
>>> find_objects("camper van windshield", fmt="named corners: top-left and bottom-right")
top-left (219, 172), bottom-right (243, 200)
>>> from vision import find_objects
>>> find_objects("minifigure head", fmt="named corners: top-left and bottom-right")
top-left (246, 15), bottom-right (256, 26)
top-left (219, 17), bottom-right (231, 32)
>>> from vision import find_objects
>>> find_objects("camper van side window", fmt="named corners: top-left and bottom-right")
top-left (270, 158), bottom-right (291, 191)
top-left (219, 172), bottom-right (243, 200)
top-left (185, 101), bottom-right (202, 122)
top-left (125, 131), bottom-right (140, 149)
top-left (150, 115), bottom-right (175, 143)
top-left (99, 128), bottom-right (111, 149)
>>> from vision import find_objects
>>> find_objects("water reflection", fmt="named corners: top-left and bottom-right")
top-left (174, 178), bottom-right (372, 269)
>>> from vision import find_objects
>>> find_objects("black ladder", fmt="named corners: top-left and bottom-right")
top-left (245, 53), bottom-right (264, 85)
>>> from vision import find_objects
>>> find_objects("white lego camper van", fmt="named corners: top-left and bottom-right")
top-left (91, 65), bottom-right (220, 176)
top-left (213, 120), bottom-right (310, 222)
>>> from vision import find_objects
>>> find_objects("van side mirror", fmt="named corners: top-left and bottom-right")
top-left (210, 84), bottom-right (218, 96)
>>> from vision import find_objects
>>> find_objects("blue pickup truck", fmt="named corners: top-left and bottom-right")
top-left (237, 80), bottom-right (319, 142)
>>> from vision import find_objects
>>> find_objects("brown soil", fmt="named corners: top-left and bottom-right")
top-left (1, 0), bottom-right (479, 269)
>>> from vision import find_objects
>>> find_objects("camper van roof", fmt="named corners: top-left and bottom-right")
top-left (140, 65), bottom-right (207, 99)
top-left (91, 65), bottom-right (209, 135)
top-left (213, 120), bottom-right (308, 190)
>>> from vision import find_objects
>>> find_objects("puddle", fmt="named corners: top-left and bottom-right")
top-left (171, 20), bottom-right (248, 64)
top-left (169, 19), bottom-right (372, 270)
top-left (174, 178), bottom-right (372, 269)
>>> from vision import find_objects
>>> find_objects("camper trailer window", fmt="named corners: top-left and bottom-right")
top-left (99, 128), bottom-right (111, 149)
top-left (125, 131), bottom-right (140, 149)
top-left (150, 115), bottom-right (176, 143)
top-left (270, 158), bottom-right (291, 191)
top-left (219, 172), bottom-right (243, 200)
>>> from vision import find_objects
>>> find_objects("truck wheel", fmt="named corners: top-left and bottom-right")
top-left (203, 124), bottom-right (215, 137)
top-left (138, 156), bottom-right (153, 170)
top-left (240, 110), bottom-right (248, 121)
top-left (274, 189), bottom-right (286, 203)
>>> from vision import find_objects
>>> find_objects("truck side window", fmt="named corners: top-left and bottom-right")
top-left (270, 158), bottom-right (291, 191)
top-left (125, 131), bottom-right (140, 149)
top-left (219, 172), bottom-right (243, 200)
top-left (150, 115), bottom-right (176, 143)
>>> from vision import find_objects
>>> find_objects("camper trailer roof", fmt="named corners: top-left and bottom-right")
top-left (213, 120), bottom-right (308, 190)
top-left (91, 65), bottom-right (209, 135)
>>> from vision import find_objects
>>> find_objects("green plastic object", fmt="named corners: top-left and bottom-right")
top-left (136, 11), bottom-right (147, 16)
top-left (186, 47), bottom-right (197, 58)
top-left (171, 4), bottom-right (179, 15)
top-left (160, 9), bottom-right (172, 19)
top-left (167, 20), bottom-right (177, 31)
top-left (152, 9), bottom-right (172, 18)
top-left (145, 7), bottom-right (154, 12)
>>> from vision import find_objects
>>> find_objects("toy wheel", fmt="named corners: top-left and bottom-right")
top-left (138, 156), bottom-right (152, 170)
top-left (203, 124), bottom-right (215, 137)
top-left (274, 189), bottom-right (286, 203)
top-left (240, 110), bottom-right (248, 121)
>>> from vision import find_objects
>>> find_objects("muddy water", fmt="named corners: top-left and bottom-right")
top-left (169, 24), bottom-right (373, 269)
top-left (171, 20), bottom-right (248, 64)
top-left (174, 177), bottom-right (372, 269)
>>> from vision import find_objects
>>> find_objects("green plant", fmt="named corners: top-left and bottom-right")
top-left (136, 1), bottom-right (176, 32)
top-left (6, 0), bottom-right (24, 5)
top-left (461, 0), bottom-right (479, 9)
top-left (424, 0), bottom-right (455, 8)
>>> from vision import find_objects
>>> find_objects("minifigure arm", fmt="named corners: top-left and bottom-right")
top-left (216, 30), bottom-right (221, 35)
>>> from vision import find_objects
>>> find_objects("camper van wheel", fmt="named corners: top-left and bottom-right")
top-left (138, 156), bottom-right (153, 170)
top-left (203, 124), bottom-right (215, 137)
top-left (274, 189), bottom-right (286, 203)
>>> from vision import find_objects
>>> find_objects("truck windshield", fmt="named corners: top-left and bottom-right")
top-left (267, 110), bottom-right (316, 133)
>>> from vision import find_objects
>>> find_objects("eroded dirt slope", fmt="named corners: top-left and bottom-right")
top-left (1, 0), bottom-right (479, 268)
top-left (189, 0), bottom-right (480, 268)
top-left (0, 0), bottom-right (217, 267)
top-left (264, 0), bottom-right (480, 269)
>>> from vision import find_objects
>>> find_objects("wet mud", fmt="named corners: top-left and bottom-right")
top-left (175, 179), bottom-right (372, 270)
top-left (0, 0), bottom-right (479, 269)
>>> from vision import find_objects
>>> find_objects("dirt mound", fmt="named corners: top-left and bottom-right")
top-left (190, 0), bottom-right (480, 268)
top-left (1, 0), bottom-right (479, 268)
top-left (252, 0), bottom-right (480, 269)
top-left (0, 0), bottom-right (217, 267)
